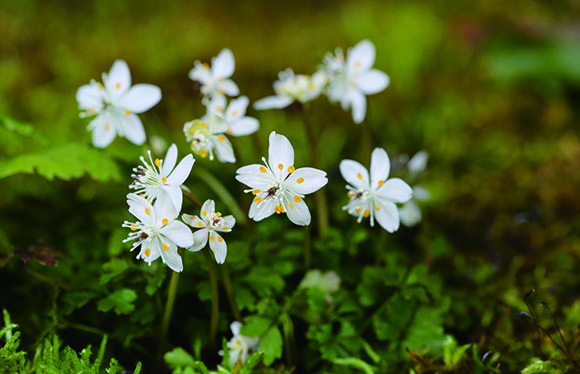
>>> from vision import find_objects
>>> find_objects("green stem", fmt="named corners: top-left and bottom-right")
top-left (298, 103), bottom-right (329, 236)
top-left (195, 166), bottom-right (247, 226)
top-left (221, 263), bottom-right (242, 322)
top-left (181, 186), bottom-right (203, 207)
top-left (157, 256), bottom-right (182, 368)
top-left (203, 247), bottom-right (219, 349)
top-left (304, 225), bottom-right (311, 270)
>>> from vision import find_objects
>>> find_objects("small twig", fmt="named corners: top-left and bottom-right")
top-left (221, 263), bottom-right (242, 322)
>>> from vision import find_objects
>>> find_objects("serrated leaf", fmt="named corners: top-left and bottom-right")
top-left (243, 266), bottom-right (284, 297)
top-left (258, 327), bottom-right (282, 366)
top-left (240, 316), bottom-right (271, 337)
top-left (97, 288), bottom-right (137, 314)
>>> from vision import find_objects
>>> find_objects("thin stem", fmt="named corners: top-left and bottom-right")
top-left (195, 166), bottom-right (247, 226)
top-left (156, 254), bottom-right (182, 368)
top-left (182, 187), bottom-right (203, 207)
top-left (524, 299), bottom-right (545, 358)
top-left (203, 247), bottom-right (219, 349)
top-left (304, 225), bottom-right (311, 270)
top-left (298, 103), bottom-right (329, 236)
top-left (221, 263), bottom-right (242, 322)
top-left (541, 302), bottom-right (573, 359)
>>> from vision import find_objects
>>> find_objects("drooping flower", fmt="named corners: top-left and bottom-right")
top-left (188, 48), bottom-right (239, 105)
top-left (236, 131), bottom-right (328, 225)
top-left (340, 148), bottom-right (412, 232)
top-left (182, 199), bottom-right (235, 264)
top-left (76, 60), bottom-right (161, 148)
top-left (122, 194), bottom-right (193, 272)
top-left (205, 95), bottom-right (259, 136)
top-left (219, 321), bottom-right (260, 367)
top-left (183, 115), bottom-right (235, 163)
top-left (323, 40), bottom-right (389, 123)
top-left (254, 69), bottom-right (327, 110)
top-left (398, 151), bottom-right (430, 227)
top-left (129, 144), bottom-right (195, 212)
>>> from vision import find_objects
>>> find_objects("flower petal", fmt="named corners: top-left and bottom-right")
top-left (376, 178), bottom-right (413, 203)
top-left (207, 94), bottom-right (227, 117)
top-left (374, 200), bottom-right (400, 233)
top-left (154, 195), bottom-right (179, 224)
top-left (286, 167), bottom-right (328, 195)
top-left (159, 185), bottom-right (183, 213)
top-left (254, 95), bottom-right (293, 110)
top-left (339, 159), bottom-right (369, 190)
top-left (208, 231), bottom-right (227, 264)
top-left (105, 60), bottom-right (131, 97)
top-left (268, 131), bottom-right (294, 180)
top-left (284, 195), bottom-right (311, 226)
top-left (89, 113), bottom-right (117, 148)
top-left (357, 70), bottom-right (389, 95)
top-left (350, 90), bottom-right (367, 124)
top-left (182, 214), bottom-right (204, 228)
top-left (347, 40), bottom-right (375, 72)
top-left (127, 193), bottom-right (154, 225)
top-left (201, 200), bottom-right (215, 217)
top-left (166, 154), bottom-right (194, 185)
top-left (249, 197), bottom-right (276, 222)
top-left (120, 114), bottom-right (146, 145)
top-left (217, 79), bottom-right (239, 96)
top-left (370, 148), bottom-right (390, 189)
top-left (161, 220), bottom-right (194, 248)
top-left (118, 84), bottom-right (161, 113)
top-left (235, 164), bottom-right (274, 190)
top-left (188, 228), bottom-right (209, 252)
top-left (408, 151), bottom-right (428, 174)
top-left (159, 241), bottom-right (183, 272)
top-left (231, 321), bottom-right (242, 336)
top-left (217, 215), bottom-right (236, 232)
top-left (225, 96), bottom-right (249, 121)
top-left (137, 238), bottom-right (161, 264)
top-left (161, 144), bottom-right (178, 176)
top-left (212, 48), bottom-right (235, 78)
top-left (213, 135), bottom-right (236, 163)
top-left (76, 83), bottom-right (104, 111)
top-left (228, 117), bottom-right (259, 136)
top-left (399, 200), bottom-right (421, 227)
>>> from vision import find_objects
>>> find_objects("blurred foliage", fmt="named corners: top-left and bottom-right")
top-left (1, 0), bottom-right (580, 373)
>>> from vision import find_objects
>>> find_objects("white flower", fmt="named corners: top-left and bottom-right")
top-left (219, 321), bottom-right (260, 367)
top-left (236, 131), bottom-right (328, 226)
top-left (76, 60), bottom-right (161, 148)
top-left (129, 144), bottom-right (195, 212)
top-left (183, 115), bottom-right (235, 163)
top-left (182, 199), bottom-right (235, 264)
top-left (205, 95), bottom-right (259, 136)
top-left (188, 48), bottom-right (239, 105)
top-left (323, 40), bottom-right (389, 124)
top-left (399, 151), bottom-right (430, 227)
top-left (254, 69), bottom-right (327, 110)
top-left (122, 194), bottom-right (194, 272)
top-left (340, 148), bottom-right (412, 233)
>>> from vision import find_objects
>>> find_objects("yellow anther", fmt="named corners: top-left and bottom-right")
top-left (252, 189), bottom-right (261, 195)
top-left (162, 243), bottom-right (169, 251)
top-left (202, 210), bottom-right (207, 216)
top-left (308, 82), bottom-right (315, 91)
top-left (218, 135), bottom-right (225, 142)
top-left (357, 172), bottom-right (362, 180)
top-left (209, 235), bottom-right (215, 242)
top-left (130, 224), bottom-right (138, 231)
top-left (197, 221), bottom-right (203, 227)
top-left (145, 208), bottom-right (150, 215)
top-left (227, 128), bottom-right (233, 135)
top-left (378, 180), bottom-right (384, 186)
top-left (288, 166), bottom-right (295, 173)
top-left (155, 159), bottom-right (161, 167)
top-left (87, 108), bottom-right (95, 114)
top-left (289, 203), bottom-right (294, 209)
top-left (348, 191), bottom-right (355, 198)
top-left (216, 212), bottom-right (222, 217)
top-left (202, 62), bottom-right (209, 70)
top-left (162, 218), bottom-right (169, 225)
top-left (222, 227), bottom-right (229, 231)
top-left (231, 110), bottom-right (238, 116)
top-left (162, 177), bottom-right (167, 183)
top-left (278, 163), bottom-right (284, 170)
top-left (199, 122), bottom-right (207, 129)
top-left (275, 206), bottom-right (279, 214)
top-left (354, 60), bottom-right (361, 68)
top-left (144, 248), bottom-right (151, 257)
top-left (349, 81), bottom-right (357, 88)
top-left (293, 196), bottom-right (301, 203)
top-left (218, 236), bottom-right (223, 242)
top-left (215, 105), bottom-right (223, 113)
top-left (200, 150), bottom-right (208, 157)
top-left (375, 204), bottom-right (381, 211)
top-left (259, 166), bottom-right (267, 173)
top-left (115, 82), bottom-right (121, 90)
top-left (363, 209), bottom-right (370, 217)
top-left (105, 123), bottom-right (111, 131)
top-left (217, 89), bottom-right (224, 95)
top-left (297, 177), bottom-right (304, 184)
top-left (124, 109), bottom-right (131, 116)
top-left (355, 208), bottom-right (361, 214)
top-left (254, 197), bottom-right (262, 204)
top-left (97, 83), bottom-right (104, 90)
top-left (139, 193), bottom-right (145, 197)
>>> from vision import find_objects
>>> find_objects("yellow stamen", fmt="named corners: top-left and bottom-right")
top-left (155, 159), bottom-right (161, 167)
top-left (293, 196), bottom-right (301, 203)
top-left (124, 109), bottom-right (131, 116)
top-left (115, 82), bottom-right (121, 90)
top-left (215, 105), bottom-right (223, 113)
top-left (278, 163), bottom-right (284, 170)
top-left (87, 108), bottom-right (95, 114)
top-left (209, 235), bottom-right (215, 242)
top-left (162, 177), bottom-right (167, 183)
top-left (196, 221), bottom-right (203, 227)
top-left (222, 227), bottom-right (229, 231)
top-left (288, 166), bottom-right (295, 173)
top-left (144, 248), bottom-right (151, 257)
top-left (199, 122), bottom-right (207, 129)
top-left (354, 61), bottom-right (361, 68)
top-left (363, 209), bottom-right (370, 217)
top-left (297, 177), bottom-right (304, 184)
top-left (348, 191), bottom-right (355, 198)
top-left (259, 166), bottom-right (267, 173)
top-left (308, 82), bottom-right (315, 91)
top-left (355, 208), bottom-right (361, 214)
top-left (217, 89), bottom-right (224, 95)
top-left (252, 189), bottom-right (260, 195)
top-left (145, 208), bottom-right (150, 215)
top-left (218, 135), bottom-right (225, 142)
top-left (200, 150), bottom-right (208, 157)
top-left (227, 128), bottom-right (233, 135)
top-left (289, 203), bottom-right (294, 209)
top-left (349, 81), bottom-right (357, 88)
top-left (202, 62), bottom-right (209, 70)
top-left (216, 212), bottom-right (222, 217)
top-left (357, 172), bottom-right (362, 180)
top-left (254, 197), bottom-right (262, 204)
top-left (130, 224), bottom-right (138, 231)
top-left (218, 236), bottom-right (223, 242)
top-left (378, 180), bottom-right (384, 186)
top-left (162, 243), bottom-right (169, 251)
top-left (105, 123), bottom-right (111, 131)
top-left (202, 210), bottom-right (207, 216)
top-left (162, 218), bottom-right (169, 225)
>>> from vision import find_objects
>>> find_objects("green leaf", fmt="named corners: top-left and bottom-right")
top-left (243, 266), bottom-right (284, 297)
top-left (240, 316), bottom-right (271, 337)
top-left (258, 326), bottom-right (282, 366)
top-left (332, 357), bottom-right (376, 374)
top-left (97, 288), bottom-right (137, 314)
top-left (164, 347), bottom-right (196, 369)
top-left (100, 258), bottom-right (130, 285)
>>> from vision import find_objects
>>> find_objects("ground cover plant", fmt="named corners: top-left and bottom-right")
top-left (2, 0), bottom-right (580, 373)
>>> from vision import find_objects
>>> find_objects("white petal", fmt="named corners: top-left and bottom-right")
top-left (376, 178), bottom-right (413, 203)
top-left (166, 154), bottom-right (194, 185)
top-left (235, 164), bottom-right (274, 190)
top-left (120, 114), bottom-right (146, 145)
top-left (216, 79), bottom-right (239, 96)
top-left (347, 40), bottom-right (375, 72)
top-left (159, 186), bottom-right (183, 215)
top-left (160, 220), bottom-right (194, 248)
top-left (225, 96), bottom-right (249, 121)
top-left (212, 48), bottom-right (235, 78)
top-left (399, 200), bottom-right (422, 227)
top-left (286, 167), bottom-right (328, 195)
top-left (213, 135), bottom-right (236, 163)
top-left (413, 185), bottom-right (430, 201)
top-left (231, 321), bottom-right (242, 336)
top-left (370, 148), bottom-right (390, 189)
top-left (254, 95), bottom-right (293, 110)
top-left (188, 228), bottom-right (209, 252)
top-left (127, 194), bottom-right (154, 225)
top-left (249, 197), bottom-right (276, 222)
top-left (356, 70), bottom-right (389, 95)
top-left (105, 60), bottom-right (131, 97)
top-left (284, 195), bottom-right (311, 226)
top-left (89, 113), bottom-right (117, 148)
top-left (268, 131), bottom-right (294, 180)
top-left (208, 232), bottom-right (227, 264)
top-left (350, 90), bottom-right (367, 124)
top-left (217, 215), bottom-right (236, 232)
top-left (138, 238), bottom-right (161, 264)
top-left (76, 83), bottom-right (103, 111)
top-left (228, 117), bottom-right (259, 136)
top-left (201, 200), bottom-right (215, 217)
top-left (161, 144), bottom-right (178, 176)
top-left (154, 195), bottom-right (179, 223)
top-left (408, 151), bottom-right (428, 174)
top-left (374, 200), bottom-right (400, 233)
top-left (158, 241), bottom-right (183, 272)
top-left (339, 159), bottom-right (369, 190)
top-left (118, 84), bottom-right (161, 113)
top-left (182, 214), bottom-right (204, 228)
top-left (207, 94), bottom-right (227, 117)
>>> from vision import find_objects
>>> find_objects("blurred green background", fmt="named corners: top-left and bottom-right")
top-left (2, 0), bottom-right (580, 372)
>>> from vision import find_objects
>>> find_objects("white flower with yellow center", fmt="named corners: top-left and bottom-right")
top-left (236, 131), bottom-right (328, 226)
top-left (183, 115), bottom-right (235, 163)
top-left (205, 95), bottom-right (259, 136)
top-left (253, 69), bottom-right (327, 110)
top-left (129, 144), bottom-right (195, 212)
top-left (188, 48), bottom-right (239, 105)
top-left (182, 199), bottom-right (235, 264)
top-left (340, 148), bottom-right (412, 233)
top-left (323, 40), bottom-right (389, 124)
top-left (122, 194), bottom-right (194, 272)
top-left (219, 321), bottom-right (260, 367)
top-left (76, 60), bottom-right (161, 148)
